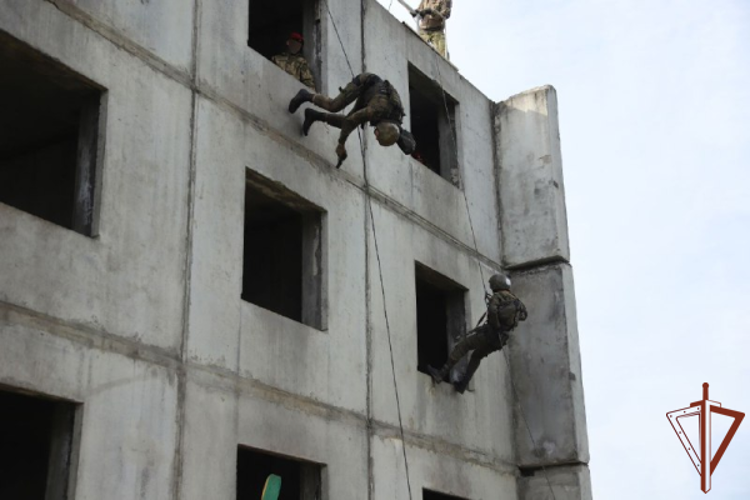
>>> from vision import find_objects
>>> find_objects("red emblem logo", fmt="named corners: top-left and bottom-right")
top-left (666, 383), bottom-right (745, 493)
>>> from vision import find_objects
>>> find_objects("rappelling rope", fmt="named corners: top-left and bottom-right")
top-left (323, 2), bottom-right (414, 499)
top-left (431, 50), bottom-right (559, 500)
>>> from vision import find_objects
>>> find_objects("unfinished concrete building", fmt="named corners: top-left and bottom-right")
top-left (0, 1), bottom-right (591, 499)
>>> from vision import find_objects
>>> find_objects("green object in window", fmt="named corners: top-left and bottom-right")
top-left (261, 474), bottom-right (282, 500)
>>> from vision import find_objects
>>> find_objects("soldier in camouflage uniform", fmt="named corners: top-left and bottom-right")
top-left (272, 32), bottom-right (315, 89)
top-left (428, 273), bottom-right (528, 394)
top-left (412, 0), bottom-right (452, 58)
top-left (288, 73), bottom-right (416, 167)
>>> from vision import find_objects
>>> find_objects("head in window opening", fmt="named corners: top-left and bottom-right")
top-left (374, 120), bottom-right (401, 147)
top-left (287, 32), bottom-right (304, 55)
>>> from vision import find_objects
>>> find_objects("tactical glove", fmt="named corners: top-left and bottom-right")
top-left (335, 143), bottom-right (348, 168)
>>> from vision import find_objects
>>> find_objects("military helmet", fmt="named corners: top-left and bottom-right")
top-left (489, 273), bottom-right (511, 291)
top-left (375, 121), bottom-right (400, 147)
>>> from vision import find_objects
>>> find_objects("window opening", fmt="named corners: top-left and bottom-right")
top-left (0, 32), bottom-right (105, 236)
top-left (243, 169), bottom-right (326, 329)
top-left (0, 388), bottom-right (80, 500)
top-left (408, 64), bottom-right (459, 186)
top-left (248, 0), bottom-right (321, 89)
top-left (423, 489), bottom-right (470, 500)
top-left (415, 263), bottom-right (467, 378)
top-left (236, 446), bottom-right (323, 500)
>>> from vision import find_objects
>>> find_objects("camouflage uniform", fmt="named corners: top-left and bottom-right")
top-left (417, 0), bottom-right (452, 57)
top-left (309, 73), bottom-right (404, 149)
top-left (431, 289), bottom-right (527, 393)
top-left (272, 52), bottom-right (315, 88)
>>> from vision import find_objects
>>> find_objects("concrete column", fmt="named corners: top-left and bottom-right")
top-left (495, 85), bottom-right (570, 268)
top-left (495, 86), bottom-right (592, 499)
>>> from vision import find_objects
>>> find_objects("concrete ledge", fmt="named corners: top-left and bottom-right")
top-left (496, 86), bottom-right (570, 267)
top-left (509, 263), bottom-right (589, 466)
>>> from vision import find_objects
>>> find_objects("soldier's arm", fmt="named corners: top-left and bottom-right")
top-left (299, 61), bottom-right (316, 89)
top-left (487, 294), bottom-right (502, 329)
top-left (337, 107), bottom-right (372, 146)
top-left (437, 0), bottom-right (452, 19)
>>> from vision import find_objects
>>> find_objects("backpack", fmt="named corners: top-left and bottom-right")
top-left (493, 295), bottom-right (527, 331)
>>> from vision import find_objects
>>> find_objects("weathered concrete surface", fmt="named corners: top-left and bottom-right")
top-left (0, 0), bottom-right (590, 498)
top-left (0, 311), bottom-right (179, 500)
top-left (508, 264), bottom-right (589, 467)
top-left (197, 0), bottom-right (366, 177)
top-left (520, 465), bottom-right (593, 500)
top-left (48, 0), bottom-right (195, 73)
top-left (371, 433), bottom-right (517, 499)
top-left (180, 375), bottom-right (369, 500)
top-left (368, 203), bottom-right (514, 462)
top-left (0, 0), bottom-right (191, 352)
top-left (364, 3), bottom-right (501, 264)
top-left (496, 86), bottom-right (571, 268)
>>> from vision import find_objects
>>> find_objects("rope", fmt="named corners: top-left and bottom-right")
top-left (430, 55), bottom-right (487, 296)
top-left (324, 3), bottom-right (414, 499)
top-left (430, 50), bottom-right (559, 500)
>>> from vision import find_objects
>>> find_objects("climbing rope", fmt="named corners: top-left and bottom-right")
top-left (323, 3), bottom-right (559, 498)
top-left (431, 51), bottom-right (559, 500)
top-left (324, 2), bottom-right (414, 499)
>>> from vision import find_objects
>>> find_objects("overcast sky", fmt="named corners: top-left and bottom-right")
top-left (379, 1), bottom-right (750, 498)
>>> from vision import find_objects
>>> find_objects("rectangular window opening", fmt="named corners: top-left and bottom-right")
top-left (236, 446), bottom-right (323, 500)
top-left (0, 32), bottom-right (105, 236)
top-left (408, 64), bottom-right (459, 186)
top-left (243, 169), bottom-right (326, 330)
top-left (423, 488), bottom-right (470, 500)
top-left (415, 263), bottom-right (467, 379)
top-left (0, 387), bottom-right (80, 500)
top-left (248, 0), bottom-right (321, 89)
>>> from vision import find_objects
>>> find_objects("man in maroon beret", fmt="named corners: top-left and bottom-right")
top-left (272, 32), bottom-right (315, 88)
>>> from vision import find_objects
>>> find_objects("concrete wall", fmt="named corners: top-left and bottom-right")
top-left (0, 1), bottom-right (589, 499)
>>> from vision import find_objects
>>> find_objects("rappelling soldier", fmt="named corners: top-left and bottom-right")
top-left (272, 32), bottom-right (315, 89)
top-left (412, 0), bottom-right (452, 58)
top-left (428, 273), bottom-right (528, 394)
top-left (288, 72), bottom-right (416, 168)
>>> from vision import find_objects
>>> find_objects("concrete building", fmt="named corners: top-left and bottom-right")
top-left (0, 0), bottom-right (590, 499)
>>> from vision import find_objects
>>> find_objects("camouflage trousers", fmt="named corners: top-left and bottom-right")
top-left (419, 29), bottom-right (447, 58)
top-left (311, 77), bottom-right (391, 130)
top-left (444, 324), bottom-right (508, 383)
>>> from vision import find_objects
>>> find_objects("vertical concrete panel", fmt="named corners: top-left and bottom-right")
top-left (508, 264), bottom-right (589, 466)
top-left (180, 378), bottom-right (238, 500)
top-left (496, 86), bottom-right (570, 267)
top-left (75, 357), bottom-right (178, 500)
top-left (188, 97), bottom-right (245, 370)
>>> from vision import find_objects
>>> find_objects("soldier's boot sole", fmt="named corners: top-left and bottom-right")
top-left (427, 365), bottom-right (446, 385)
top-left (303, 109), bottom-right (323, 136)
top-left (288, 89), bottom-right (313, 113)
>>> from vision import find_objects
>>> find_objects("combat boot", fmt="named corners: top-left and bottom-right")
top-left (288, 89), bottom-right (314, 113)
top-left (303, 109), bottom-right (325, 136)
top-left (427, 365), bottom-right (448, 384)
top-left (454, 377), bottom-right (469, 394)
